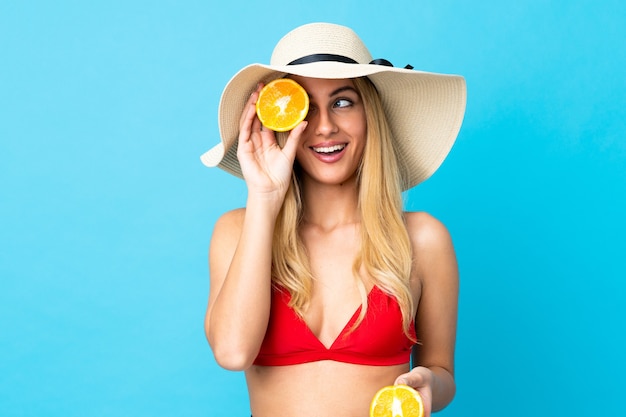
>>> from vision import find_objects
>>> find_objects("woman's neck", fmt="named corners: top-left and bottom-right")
top-left (300, 177), bottom-right (360, 231)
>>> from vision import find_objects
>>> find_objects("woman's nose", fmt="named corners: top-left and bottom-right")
top-left (314, 108), bottom-right (338, 137)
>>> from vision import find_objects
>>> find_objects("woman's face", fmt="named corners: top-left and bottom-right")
top-left (289, 76), bottom-right (367, 187)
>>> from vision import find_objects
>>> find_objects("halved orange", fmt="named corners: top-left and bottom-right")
top-left (255, 78), bottom-right (309, 132)
top-left (370, 385), bottom-right (424, 417)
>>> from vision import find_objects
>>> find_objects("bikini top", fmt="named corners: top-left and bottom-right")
top-left (253, 285), bottom-right (416, 366)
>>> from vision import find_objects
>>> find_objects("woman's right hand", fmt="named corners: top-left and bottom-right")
top-left (236, 83), bottom-right (307, 202)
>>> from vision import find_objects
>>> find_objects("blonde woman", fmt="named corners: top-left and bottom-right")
top-left (202, 23), bottom-right (466, 417)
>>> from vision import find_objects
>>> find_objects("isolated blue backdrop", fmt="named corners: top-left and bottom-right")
top-left (1, 1), bottom-right (624, 416)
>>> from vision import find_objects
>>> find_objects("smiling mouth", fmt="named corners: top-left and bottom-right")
top-left (311, 144), bottom-right (346, 154)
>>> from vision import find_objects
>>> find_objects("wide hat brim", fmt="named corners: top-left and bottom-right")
top-left (201, 61), bottom-right (466, 190)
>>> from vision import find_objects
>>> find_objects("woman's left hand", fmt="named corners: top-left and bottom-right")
top-left (394, 366), bottom-right (434, 417)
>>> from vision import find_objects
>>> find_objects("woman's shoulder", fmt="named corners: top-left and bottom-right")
top-left (403, 211), bottom-right (454, 252)
top-left (212, 207), bottom-right (246, 238)
top-left (216, 207), bottom-right (246, 223)
top-left (404, 211), bottom-right (458, 284)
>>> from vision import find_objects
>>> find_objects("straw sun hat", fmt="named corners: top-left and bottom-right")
top-left (200, 22), bottom-right (466, 190)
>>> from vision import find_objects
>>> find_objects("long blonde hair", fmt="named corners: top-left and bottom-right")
top-left (271, 76), bottom-right (415, 335)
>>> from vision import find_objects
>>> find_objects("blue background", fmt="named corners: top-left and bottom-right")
top-left (2, 1), bottom-right (625, 416)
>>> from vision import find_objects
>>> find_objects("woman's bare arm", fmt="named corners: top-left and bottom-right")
top-left (205, 203), bottom-right (278, 370)
top-left (395, 212), bottom-right (459, 415)
top-left (204, 85), bottom-right (307, 370)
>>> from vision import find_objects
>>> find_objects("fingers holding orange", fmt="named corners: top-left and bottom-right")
top-left (239, 85), bottom-right (262, 135)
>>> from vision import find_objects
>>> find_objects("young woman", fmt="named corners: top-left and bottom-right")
top-left (201, 23), bottom-right (466, 417)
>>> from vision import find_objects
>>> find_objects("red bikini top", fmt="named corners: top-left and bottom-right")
top-left (253, 285), bottom-right (416, 366)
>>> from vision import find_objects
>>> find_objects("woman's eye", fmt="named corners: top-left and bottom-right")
top-left (334, 98), bottom-right (353, 108)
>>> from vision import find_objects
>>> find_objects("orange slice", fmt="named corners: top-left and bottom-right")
top-left (370, 385), bottom-right (424, 417)
top-left (255, 78), bottom-right (309, 132)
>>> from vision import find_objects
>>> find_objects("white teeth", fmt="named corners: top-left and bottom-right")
top-left (312, 144), bottom-right (346, 153)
